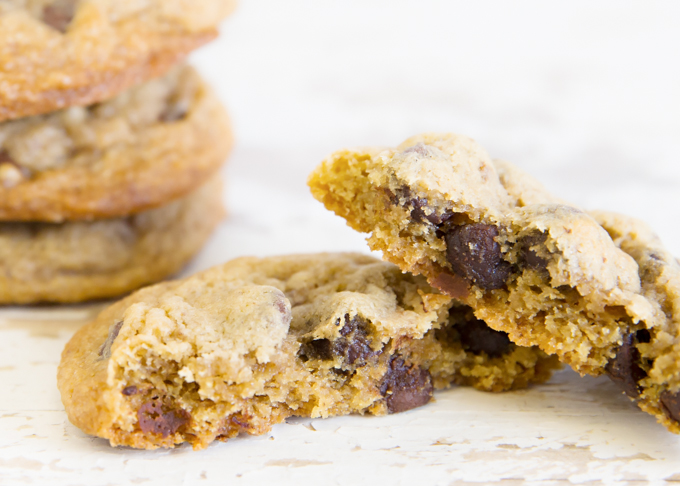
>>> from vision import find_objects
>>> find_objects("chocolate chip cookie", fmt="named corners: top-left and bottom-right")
top-left (57, 253), bottom-right (559, 449)
top-left (309, 132), bottom-right (680, 433)
top-left (0, 64), bottom-right (232, 222)
top-left (0, 177), bottom-right (224, 304)
top-left (0, 0), bottom-right (236, 122)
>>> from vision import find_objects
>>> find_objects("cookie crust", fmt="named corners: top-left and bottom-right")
top-left (0, 65), bottom-right (232, 222)
top-left (0, 0), bottom-right (236, 121)
top-left (0, 177), bottom-right (224, 304)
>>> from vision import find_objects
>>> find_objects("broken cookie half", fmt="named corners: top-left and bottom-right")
top-left (309, 132), bottom-right (680, 433)
top-left (57, 253), bottom-right (558, 450)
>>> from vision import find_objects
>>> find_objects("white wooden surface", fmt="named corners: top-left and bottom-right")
top-left (3, 1), bottom-right (680, 484)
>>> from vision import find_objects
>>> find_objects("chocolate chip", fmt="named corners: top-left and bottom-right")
top-left (0, 151), bottom-right (12, 164)
top-left (520, 234), bottom-right (548, 271)
top-left (660, 391), bottom-right (680, 423)
top-left (445, 223), bottom-right (512, 290)
top-left (605, 330), bottom-right (649, 398)
top-left (42, 0), bottom-right (77, 33)
top-left (122, 386), bottom-right (138, 396)
top-left (98, 320), bottom-right (123, 359)
top-left (299, 315), bottom-right (378, 367)
top-left (379, 357), bottom-right (433, 414)
top-left (430, 272), bottom-right (469, 299)
top-left (137, 399), bottom-right (190, 437)
top-left (159, 103), bottom-right (189, 123)
top-left (300, 338), bottom-right (333, 361)
top-left (456, 317), bottom-right (512, 358)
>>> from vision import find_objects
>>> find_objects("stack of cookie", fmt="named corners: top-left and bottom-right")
top-left (0, 0), bottom-right (236, 304)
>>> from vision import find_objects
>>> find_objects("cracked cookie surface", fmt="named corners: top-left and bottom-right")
top-left (0, 0), bottom-right (236, 121)
top-left (0, 64), bottom-right (232, 222)
top-left (57, 253), bottom-right (558, 450)
top-left (309, 132), bottom-right (680, 433)
top-left (0, 177), bottom-right (224, 304)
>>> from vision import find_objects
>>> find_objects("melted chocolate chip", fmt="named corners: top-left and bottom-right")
top-left (122, 386), bottom-right (138, 396)
top-left (391, 186), bottom-right (452, 226)
top-left (520, 234), bottom-right (548, 271)
top-left (379, 357), bottom-right (433, 414)
top-left (605, 330), bottom-right (649, 398)
top-left (42, 0), bottom-right (77, 32)
top-left (0, 151), bottom-right (12, 164)
top-left (660, 391), bottom-right (680, 423)
top-left (430, 272), bottom-right (469, 299)
top-left (300, 338), bottom-right (333, 361)
top-left (98, 321), bottom-right (123, 359)
top-left (137, 399), bottom-right (190, 437)
top-left (456, 318), bottom-right (512, 358)
top-left (445, 223), bottom-right (512, 290)
top-left (299, 315), bottom-right (378, 367)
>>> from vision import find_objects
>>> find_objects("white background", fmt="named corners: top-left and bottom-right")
top-left (3, 1), bottom-right (680, 484)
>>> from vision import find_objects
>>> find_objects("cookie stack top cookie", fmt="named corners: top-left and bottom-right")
top-left (0, 0), bottom-right (236, 121)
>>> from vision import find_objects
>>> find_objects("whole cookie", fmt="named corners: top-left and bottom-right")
top-left (0, 177), bottom-right (224, 304)
top-left (0, 0), bottom-right (236, 122)
top-left (0, 65), bottom-right (232, 222)
top-left (57, 253), bottom-right (558, 450)
top-left (309, 132), bottom-right (680, 433)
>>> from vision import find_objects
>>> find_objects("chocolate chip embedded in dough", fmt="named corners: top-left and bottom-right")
top-left (391, 186), bottom-right (452, 226)
top-left (159, 102), bottom-right (190, 123)
top-left (137, 399), bottom-right (190, 437)
top-left (98, 321), bottom-right (123, 359)
top-left (445, 223), bottom-right (512, 290)
top-left (456, 318), bottom-right (512, 358)
top-left (299, 338), bottom-right (333, 361)
top-left (42, 0), bottom-right (77, 33)
top-left (335, 316), bottom-right (378, 365)
top-left (520, 234), bottom-right (548, 271)
top-left (299, 316), bottom-right (378, 366)
top-left (605, 331), bottom-right (648, 398)
top-left (660, 391), bottom-right (680, 423)
top-left (430, 272), bottom-right (469, 299)
top-left (379, 357), bottom-right (433, 414)
top-left (122, 386), bottom-right (138, 396)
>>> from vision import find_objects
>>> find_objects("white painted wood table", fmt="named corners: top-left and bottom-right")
top-left (3, 2), bottom-right (680, 484)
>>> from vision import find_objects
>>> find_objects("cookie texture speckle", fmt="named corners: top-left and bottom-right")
top-left (0, 0), bottom-right (237, 122)
top-left (0, 177), bottom-right (224, 304)
top-left (0, 64), bottom-right (232, 222)
top-left (57, 253), bottom-right (559, 449)
top-left (309, 132), bottom-right (680, 433)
